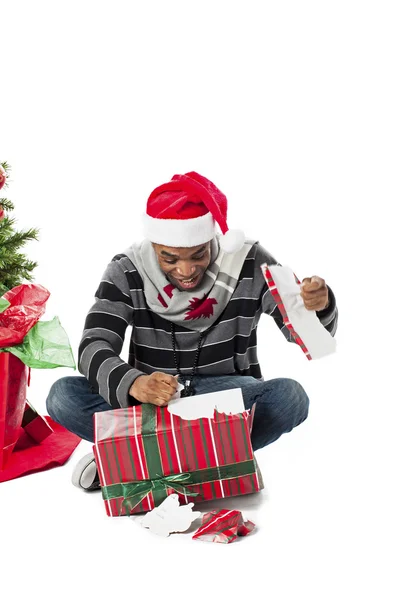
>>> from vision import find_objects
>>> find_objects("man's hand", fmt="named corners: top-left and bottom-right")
top-left (129, 372), bottom-right (178, 406)
top-left (300, 276), bottom-right (329, 311)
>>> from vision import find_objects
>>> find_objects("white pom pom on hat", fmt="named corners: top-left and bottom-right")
top-left (143, 171), bottom-right (245, 253)
top-left (219, 228), bottom-right (246, 253)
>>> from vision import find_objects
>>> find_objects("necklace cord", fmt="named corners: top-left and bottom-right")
top-left (171, 322), bottom-right (206, 395)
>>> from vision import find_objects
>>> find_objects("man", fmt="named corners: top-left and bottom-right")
top-left (46, 171), bottom-right (338, 491)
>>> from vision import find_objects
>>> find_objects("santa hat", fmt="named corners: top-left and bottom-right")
top-left (143, 171), bottom-right (245, 253)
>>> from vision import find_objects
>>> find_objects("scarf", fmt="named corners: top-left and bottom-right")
top-left (125, 236), bottom-right (254, 332)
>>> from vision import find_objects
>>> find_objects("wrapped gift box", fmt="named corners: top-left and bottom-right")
top-left (0, 352), bottom-right (29, 470)
top-left (93, 389), bottom-right (264, 517)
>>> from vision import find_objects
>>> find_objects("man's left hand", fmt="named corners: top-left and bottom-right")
top-left (300, 276), bottom-right (329, 311)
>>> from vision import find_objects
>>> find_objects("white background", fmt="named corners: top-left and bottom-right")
top-left (1, 1), bottom-right (399, 598)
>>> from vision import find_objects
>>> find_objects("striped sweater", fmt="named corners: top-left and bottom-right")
top-left (78, 242), bottom-right (338, 408)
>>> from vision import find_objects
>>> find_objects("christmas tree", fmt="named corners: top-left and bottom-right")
top-left (0, 162), bottom-right (39, 295)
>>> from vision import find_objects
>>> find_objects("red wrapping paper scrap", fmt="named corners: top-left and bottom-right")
top-left (192, 509), bottom-right (255, 543)
top-left (0, 284), bottom-right (50, 347)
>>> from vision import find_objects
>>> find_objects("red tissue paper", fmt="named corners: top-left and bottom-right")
top-left (0, 283), bottom-right (49, 346)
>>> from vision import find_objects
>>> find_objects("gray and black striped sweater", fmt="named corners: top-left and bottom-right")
top-left (78, 242), bottom-right (338, 408)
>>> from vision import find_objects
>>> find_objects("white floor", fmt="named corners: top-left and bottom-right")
top-left (1, 343), bottom-right (398, 600)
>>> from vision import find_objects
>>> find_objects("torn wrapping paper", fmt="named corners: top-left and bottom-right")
top-left (93, 389), bottom-right (264, 517)
top-left (167, 387), bottom-right (247, 420)
top-left (192, 509), bottom-right (255, 543)
top-left (140, 493), bottom-right (201, 537)
top-left (261, 263), bottom-right (336, 360)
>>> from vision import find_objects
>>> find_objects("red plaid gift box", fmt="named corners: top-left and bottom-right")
top-left (0, 352), bottom-right (29, 470)
top-left (93, 402), bottom-right (264, 517)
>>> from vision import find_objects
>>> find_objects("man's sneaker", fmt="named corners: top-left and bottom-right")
top-left (71, 452), bottom-right (101, 491)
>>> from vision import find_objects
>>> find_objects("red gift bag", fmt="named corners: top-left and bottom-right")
top-left (0, 352), bottom-right (29, 470)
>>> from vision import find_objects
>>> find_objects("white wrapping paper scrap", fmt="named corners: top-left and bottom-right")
top-left (168, 388), bottom-right (245, 419)
top-left (140, 493), bottom-right (201, 537)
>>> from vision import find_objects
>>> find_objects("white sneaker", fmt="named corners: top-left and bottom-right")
top-left (71, 452), bottom-right (101, 491)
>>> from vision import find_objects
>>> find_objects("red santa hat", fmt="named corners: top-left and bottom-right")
top-left (143, 171), bottom-right (245, 253)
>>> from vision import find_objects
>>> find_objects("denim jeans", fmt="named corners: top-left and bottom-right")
top-left (46, 374), bottom-right (309, 452)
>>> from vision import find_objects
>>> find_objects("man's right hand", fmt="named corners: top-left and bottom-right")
top-left (129, 372), bottom-right (178, 406)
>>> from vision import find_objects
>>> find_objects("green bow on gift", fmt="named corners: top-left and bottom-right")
top-left (102, 472), bottom-right (199, 515)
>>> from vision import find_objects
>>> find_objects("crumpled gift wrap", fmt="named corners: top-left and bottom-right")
top-left (192, 509), bottom-right (255, 543)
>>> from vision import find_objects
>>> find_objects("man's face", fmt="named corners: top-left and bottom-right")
top-left (152, 241), bottom-right (212, 291)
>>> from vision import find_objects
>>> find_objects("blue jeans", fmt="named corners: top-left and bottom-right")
top-left (46, 375), bottom-right (309, 452)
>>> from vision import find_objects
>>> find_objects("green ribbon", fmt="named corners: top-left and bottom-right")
top-left (102, 472), bottom-right (199, 515)
top-left (102, 460), bottom-right (256, 515)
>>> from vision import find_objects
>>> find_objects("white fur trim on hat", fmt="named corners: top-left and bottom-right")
top-left (143, 212), bottom-right (216, 247)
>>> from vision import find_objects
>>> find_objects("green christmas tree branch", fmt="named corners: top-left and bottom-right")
top-left (0, 161), bottom-right (39, 292)
top-left (0, 217), bottom-right (15, 240)
top-left (0, 198), bottom-right (14, 211)
top-left (0, 228), bottom-right (39, 250)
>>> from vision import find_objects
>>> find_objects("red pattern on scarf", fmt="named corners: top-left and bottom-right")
top-left (164, 284), bottom-right (175, 298)
top-left (184, 296), bottom-right (218, 320)
top-left (157, 293), bottom-right (168, 308)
